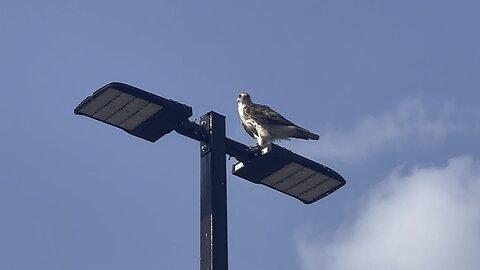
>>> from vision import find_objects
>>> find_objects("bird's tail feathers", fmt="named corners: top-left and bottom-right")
top-left (292, 126), bottom-right (320, 140)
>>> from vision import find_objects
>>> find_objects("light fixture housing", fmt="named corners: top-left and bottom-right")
top-left (232, 144), bottom-right (346, 204)
top-left (74, 82), bottom-right (192, 142)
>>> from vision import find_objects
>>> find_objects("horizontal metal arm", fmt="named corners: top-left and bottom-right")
top-left (175, 120), bottom-right (255, 163)
top-left (175, 120), bottom-right (209, 142)
top-left (226, 138), bottom-right (255, 163)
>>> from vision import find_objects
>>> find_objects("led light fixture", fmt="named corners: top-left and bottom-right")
top-left (232, 144), bottom-right (346, 204)
top-left (74, 82), bottom-right (192, 142)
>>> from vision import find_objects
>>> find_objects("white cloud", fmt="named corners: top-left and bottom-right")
top-left (297, 156), bottom-right (480, 270)
top-left (294, 99), bottom-right (460, 163)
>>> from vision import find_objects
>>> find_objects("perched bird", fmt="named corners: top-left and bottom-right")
top-left (237, 92), bottom-right (319, 147)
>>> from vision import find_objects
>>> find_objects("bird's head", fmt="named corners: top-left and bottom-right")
top-left (237, 92), bottom-right (252, 104)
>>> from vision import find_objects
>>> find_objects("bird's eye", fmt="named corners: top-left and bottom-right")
top-left (238, 94), bottom-right (242, 98)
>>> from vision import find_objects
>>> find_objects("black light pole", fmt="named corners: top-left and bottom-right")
top-left (74, 82), bottom-right (346, 270)
top-left (199, 112), bottom-right (228, 270)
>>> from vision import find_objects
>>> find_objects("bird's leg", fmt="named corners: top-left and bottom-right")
top-left (256, 136), bottom-right (265, 149)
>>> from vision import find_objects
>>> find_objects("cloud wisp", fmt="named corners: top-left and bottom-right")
top-left (297, 156), bottom-right (480, 270)
top-left (294, 99), bottom-right (460, 163)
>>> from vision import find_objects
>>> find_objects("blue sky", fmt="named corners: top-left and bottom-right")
top-left (1, 1), bottom-right (479, 269)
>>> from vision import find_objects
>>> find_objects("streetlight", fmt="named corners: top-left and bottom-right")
top-left (74, 82), bottom-right (193, 142)
top-left (74, 82), bottom-right (346, 270)
top-left (232, 144), bottom-right (345, 204)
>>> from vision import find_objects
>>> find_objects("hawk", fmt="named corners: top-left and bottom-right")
top-left (237, 92), bottom-right (319, 147)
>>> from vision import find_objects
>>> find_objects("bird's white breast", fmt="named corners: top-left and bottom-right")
top-left (238, 103), bottom-right (262, 136)
top-left (237, 103), bottom-right (251, 127)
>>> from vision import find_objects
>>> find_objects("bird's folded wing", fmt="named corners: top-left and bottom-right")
top-left (244, 104), bottom-right (295, 126)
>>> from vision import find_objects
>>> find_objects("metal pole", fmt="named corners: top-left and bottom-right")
top-left (200, 111), bottom-right (228, 270)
